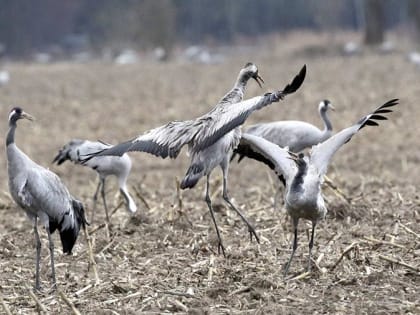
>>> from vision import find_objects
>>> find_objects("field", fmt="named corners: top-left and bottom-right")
top-left (0, 32), bottom-right (419, 314)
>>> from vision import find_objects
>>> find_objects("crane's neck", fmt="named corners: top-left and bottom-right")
top-left (6, 121), bottom-right (17, 146)
top-left (320, 108), bottom-right (332, 133)
top-left (120, 187), bottom-right (137, 213)
top-left (219, 73), bottom-right (250, 105)
top-left (290, 159), bottom-right (307, 193)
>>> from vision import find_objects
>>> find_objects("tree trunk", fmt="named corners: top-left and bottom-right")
top-left (363, 0), bottom-right (384, 45)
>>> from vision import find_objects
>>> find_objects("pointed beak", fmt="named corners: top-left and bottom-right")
top-left (21, 111), bottom-right (35, 121)
top-left (329, 104), bottom-right (336, 111)
top-left (253, 74), bottom-right (264, 88)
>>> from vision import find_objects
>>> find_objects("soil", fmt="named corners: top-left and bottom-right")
top-left (0, 32), bottom-right (419, 314)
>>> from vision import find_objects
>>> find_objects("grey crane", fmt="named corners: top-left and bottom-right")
top-left (6, 107), bottom-right (88, 290)
top-left (242, 99), bottom-right (334, 154)
top-left (53, 139), bottom-right (137, 222)
top-left (84, 64), bottom-right (306, 255)
top-left (235, 99), bottom-right (398, 276)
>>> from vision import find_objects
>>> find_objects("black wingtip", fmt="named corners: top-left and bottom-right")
top-left (282, 64), bottom-right (306, 95)
top-left (359, 98), bottom-right (399, 130)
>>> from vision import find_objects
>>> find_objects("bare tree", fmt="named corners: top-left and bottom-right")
top-left (363, 0), bottom-right (384, 45)
top-left (408, 0), bottom-right (420, 43)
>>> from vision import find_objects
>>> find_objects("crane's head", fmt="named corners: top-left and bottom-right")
top-left (319, 100), bottom-right (335, 112)
top-left (241, 62), bottom-right (264, 88)
top-left (8, 107), bottom-right (35, 124)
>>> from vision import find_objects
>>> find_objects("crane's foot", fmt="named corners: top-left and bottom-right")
top-left (248, 226), bottom-right (260, 244)
top-left (217, 241), bottom-right (226, 258)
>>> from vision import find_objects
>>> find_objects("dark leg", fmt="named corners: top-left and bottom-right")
top-left (307, 221), bottom-right (316, 273)
top-left (205, 174), bottom-right (226, 257)
top-left (100, 178), bottom-right (109, 222)
top-left (221, 161), bottom-right (259, 243)
top-left (34, 218), bottom-right (41, 291)
top-left (284, 217), bottom-right (299, 277)
top-left (91, 179), bottom-right (102, 223)
top-left (46, 227), bottom-right (57, 290)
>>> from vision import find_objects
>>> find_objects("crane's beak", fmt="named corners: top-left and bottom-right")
top-left (329, 104), bottom-right (336, 111)
top-left (253, 74), bottom-right (264, 88)
top-left (21, 111), bottom-right (35, 121)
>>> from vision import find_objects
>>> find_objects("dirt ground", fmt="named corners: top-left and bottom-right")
top-left (0, 32), bottom-right (419, 314)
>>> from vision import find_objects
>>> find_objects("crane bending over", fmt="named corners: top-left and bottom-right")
top-left (84, 64), bottom-right (306, 255)
top-left (53, 139), bottom-right (137, 222)
top-left (236, 99), bottom-right (398, 276)
top-left (6, 107), bottom-right (88, 290)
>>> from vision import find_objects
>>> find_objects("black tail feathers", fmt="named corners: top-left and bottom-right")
top-left (180, 163), bottom-right (204, 189)
top-left (55, 199), bottom-right (88, 254)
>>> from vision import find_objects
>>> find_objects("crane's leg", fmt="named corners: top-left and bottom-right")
top-left (34, 218), bottom-right (41, 291)
top-left (46, 227), bottom-right (57, 290)
top-left (284, 217), bottom-right (299, 277)
top-left (205, 174), bottom-right (226, 257)
top-left (220, 160), bottom-right (259, 243)
top-left (91, 179), bottom-right (102, 222)
top-left (100, 178), bottom-right (110, 223)
top-left (307, 221), bottom-right (316, 273)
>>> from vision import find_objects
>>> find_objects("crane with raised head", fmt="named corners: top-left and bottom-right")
top-left (6, 107), bottom-right (88, 290)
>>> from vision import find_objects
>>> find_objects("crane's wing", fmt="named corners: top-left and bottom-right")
top-left (24, 167), bottom-right (73, 222)
top-left (83, 65), bottom-right (305, 161)
top-left (192, 64), bottom-right (306, 152)
top-left (310, 99), bottom-right (398, 176)
top-left (238, 134), bottom-right (297, 183)
top-left (83, 120), bottom-right (197, 159)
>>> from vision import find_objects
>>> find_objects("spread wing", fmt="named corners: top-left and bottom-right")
top-left (310, 99), bottom-right (398, 176)
top-left (188, 64), bottom-right (307, 152)
top-left (83, 65), bottom-right (306, 161)
top-left (238, 133), bottom-right (297, 184)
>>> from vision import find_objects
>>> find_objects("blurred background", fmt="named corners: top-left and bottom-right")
top-left (0, 0), bottom-right (419, 63)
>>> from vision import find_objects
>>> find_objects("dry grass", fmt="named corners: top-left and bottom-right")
top-left (0, 32), bottom-right (419, 314)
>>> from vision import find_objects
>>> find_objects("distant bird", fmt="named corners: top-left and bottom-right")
top-left (6, 107), bottom-right (88, 290)
top-left (0, 70), bottom-right (10, 86)
top-left (53, 139), bottom-right (137, 222)
top-left (236, 99), bottom-right (398, 276)
top-left (84, 64), bottom-right (306, 255)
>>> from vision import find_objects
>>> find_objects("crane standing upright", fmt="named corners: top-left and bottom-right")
top-left (6, 107), bottom-right (88, 290)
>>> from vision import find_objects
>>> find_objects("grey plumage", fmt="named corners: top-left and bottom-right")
top-left (53, 139), bottom-right (137, 222)
top-left (84, 64), bottom-right (306, 255)
top-left (235, 100), bottom-right (335, 164)
top-left (6, 107), bottom-right (87, 290)
top-left (237, 98), bottom-right (398, 276)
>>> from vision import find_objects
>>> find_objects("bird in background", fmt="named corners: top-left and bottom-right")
top-left (240, 99), bottom-right (335, 157)
top-left (6, 107), bottom-right (88, 290)
top-left (236, 98), bottom-right (398, 276)
top-left (83, 63), bottom-right (306, 256)
top-left (53, 139), bottom-right (137, 222)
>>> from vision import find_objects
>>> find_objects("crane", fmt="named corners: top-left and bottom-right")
top-left (83, 64), bottom-right (306, 255)
top-left (6, 107), bottom-right (88, 290)
top-left (53, 139), bottom-right (137, 222)
top-left (235, 99), bottom-right (398, 276)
